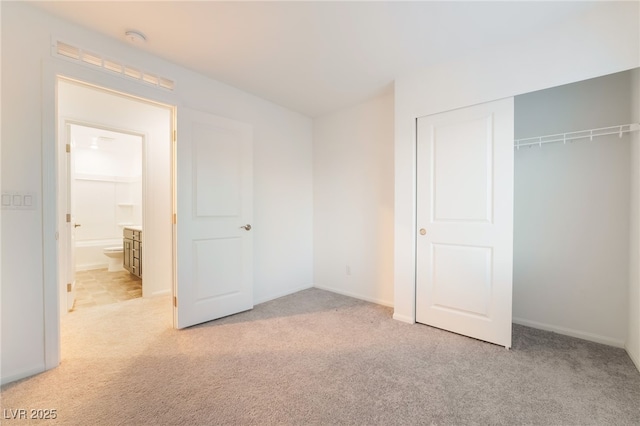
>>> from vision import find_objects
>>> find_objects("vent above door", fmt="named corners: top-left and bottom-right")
top-left (53, 40), bottom-right (175, 91)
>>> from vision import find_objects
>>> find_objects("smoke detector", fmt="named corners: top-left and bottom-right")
top-left (125, 30), bottom-right (147, 44)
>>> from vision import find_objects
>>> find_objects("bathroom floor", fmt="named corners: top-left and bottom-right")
top-left (72, 268), bottom-right (142, 311)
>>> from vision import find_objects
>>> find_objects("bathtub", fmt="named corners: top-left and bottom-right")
top-left (75, 238), bottom-right (122, 271)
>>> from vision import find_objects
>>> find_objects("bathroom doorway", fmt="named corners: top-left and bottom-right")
top-left (67, 124), bottom-right (144, 311)
top-left (57, 77), bottom-right (174, 318)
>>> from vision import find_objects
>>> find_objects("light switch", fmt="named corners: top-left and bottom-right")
top-left (2, 191), bottom-right (37, 210)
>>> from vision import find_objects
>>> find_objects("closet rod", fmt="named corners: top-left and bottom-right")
top-left (514, 123), bottom-right (640, 149)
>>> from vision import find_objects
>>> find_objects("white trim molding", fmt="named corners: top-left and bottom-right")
top-left (513, 317), bottom-right (625, 348)
top-left (314, 285), bottom-right (393, 308)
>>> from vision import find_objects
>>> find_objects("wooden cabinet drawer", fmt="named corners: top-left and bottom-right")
top-left (123, 227), bottom-right (142, 278)
top-left (133, 257), bottom-right (141, 276)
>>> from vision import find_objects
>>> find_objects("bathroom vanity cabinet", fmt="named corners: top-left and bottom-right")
top-left (123, 227), bottom-right (142, 278)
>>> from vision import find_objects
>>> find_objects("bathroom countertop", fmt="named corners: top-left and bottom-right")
top-left (124, 225), bottom-right (142, 232)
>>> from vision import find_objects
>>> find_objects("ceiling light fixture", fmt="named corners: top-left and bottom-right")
top-left (125, 30), bottom-right (147, 44)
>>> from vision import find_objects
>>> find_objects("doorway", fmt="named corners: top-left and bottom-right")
top-left (68, 124), bottom-right (144, 311)
top-left (56, 77), bottom-right (174, 321)
top-left (43, 63), bottom-right (255, 372)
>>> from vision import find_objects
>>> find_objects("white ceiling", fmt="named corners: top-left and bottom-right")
top-left (31, 1), bottom-right (598, 117)
top-left (71, 124), bottom-right (141, 154)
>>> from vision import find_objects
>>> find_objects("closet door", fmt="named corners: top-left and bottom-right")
top-left (416, 98), bottom-right (514, 348)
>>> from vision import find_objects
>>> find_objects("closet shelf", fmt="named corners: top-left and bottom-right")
top-left (514, 123), bottom-right (640, 149)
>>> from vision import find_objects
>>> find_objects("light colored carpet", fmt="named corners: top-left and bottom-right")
top-left (2, 288), bottom-right (639, 425)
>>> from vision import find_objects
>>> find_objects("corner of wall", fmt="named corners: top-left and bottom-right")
top-left (312, 92), bottom-right (395, 307)
top-left (628, 67), bottom-right (640, 372)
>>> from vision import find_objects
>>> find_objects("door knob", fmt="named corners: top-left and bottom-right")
top-left (240, 224), bottom-right (252, 231)
top-left (419, 228), bottom-right (426, 235)
top-left (74, 223), bottom-right (82, 228)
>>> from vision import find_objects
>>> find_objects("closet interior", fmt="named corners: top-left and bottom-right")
top-left (513, 70), bottom-right (636, 347)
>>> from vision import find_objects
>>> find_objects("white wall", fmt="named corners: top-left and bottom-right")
top-left (71, 177), bottom-right (143, 242)
top-left (1, 2), bottom-right (313, 384)
top-left (393, 1), bottom-right (640, 323)
top-left (513, 72), bottom-right (632, 347)
top-left (313, 91), bottom-right (394, 306)
top-left (74, 177), bottom-right (141, 270)
top-left (629, 67), bottom-right (640, 370)
top-left (73, 129), bottom-right (143, 178)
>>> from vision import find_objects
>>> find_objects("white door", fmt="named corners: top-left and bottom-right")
top-left (415, 98), bottom-right (514, 348)
top-left (65, 123), bottom-right (77, 311)
top-left (175, 107), bottom-right (253, 329)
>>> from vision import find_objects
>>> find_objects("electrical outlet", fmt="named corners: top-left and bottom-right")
top-left (346, 265), bottom-right (351, 276)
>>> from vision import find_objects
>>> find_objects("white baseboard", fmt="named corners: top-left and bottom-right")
top-left (625, 344), bottom-right (640, 373)
top-left (313, 285), bottom-right (393, 307)
top-left (513, 317), bottom-right (625, 348)
top-left (149, 289), bottom-right (171, 298)
top-left (1, 364), bottom-right (45, 385)
top-left (76, 262), bottom-right (108, 271)
top-left (254, 284), bottom-right (314, 305)
top-left (392, 313), bottom-right (415, 324)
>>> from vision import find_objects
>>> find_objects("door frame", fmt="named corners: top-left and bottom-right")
top-left (42, 58), bottom-right (178, 369)
top-left (57, 118), bottom-right (148, 316)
